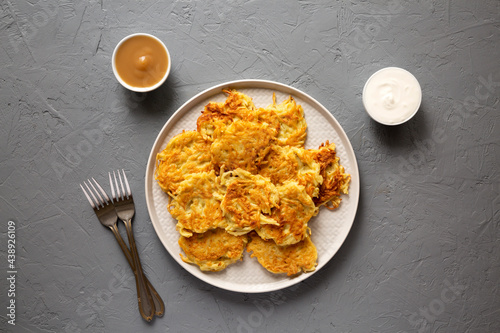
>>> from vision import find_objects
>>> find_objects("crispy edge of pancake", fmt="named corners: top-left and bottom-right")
top-left (311, 141), bottom-right (351, 209)
top-left (155, 130), bottom-right (213, 195)
top-left (178, 228), bottom-right (248, 272)
top-left (168, 171), bottom-right (225, 237)
top-left (246, 232), bottom-right (317, 276)
top-left (222, 89), bottom-right (256, 112)
top-left (218, 168), bottom-right (279, 236)
top-left (255, 181), bottom-right (319, 246)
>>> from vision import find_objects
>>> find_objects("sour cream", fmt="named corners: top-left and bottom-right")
top-left (362, 67), bottom-right (422, 125)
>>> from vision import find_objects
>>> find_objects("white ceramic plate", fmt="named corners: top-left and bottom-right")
top-left (145, 80), bottom-right (359, 293)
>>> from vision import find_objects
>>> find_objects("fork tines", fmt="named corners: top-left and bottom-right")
top-left (80, 178), bottom-right (112, 209)
top-left (110, 169), bottom-right (132, 202)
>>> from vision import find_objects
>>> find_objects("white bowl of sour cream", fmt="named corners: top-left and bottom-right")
top-left (362, 67), bottom-right (422, 125)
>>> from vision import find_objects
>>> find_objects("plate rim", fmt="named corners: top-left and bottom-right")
top-left (145, 79), bottom-right (360, 293)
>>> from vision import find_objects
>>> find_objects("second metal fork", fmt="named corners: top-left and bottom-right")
top-left (109, 170), bottom-right (157, 321)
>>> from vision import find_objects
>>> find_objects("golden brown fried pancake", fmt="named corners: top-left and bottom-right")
top-left (218, 169), bottom-right (279, 236)
top-left (266, 94), bottom-right (307, 147)
top-left (256, 181), bottom-right (318, 246)
top-left (311, 141), bottom-right (351, 209)
top-left (168, 171), bottom-right (224, 237)
top-left (155, 131), bottom-right (212, 195)
top-left (197, 90), bottom-right (256, 141)
top-left (247, 232), bottom-right (317, 276)
top-left (259, 144), bottom-right (322, 198)
top-left (179, 228), bottom-right (248, 271)
top-left (211, 120), bottom-right (277, 174)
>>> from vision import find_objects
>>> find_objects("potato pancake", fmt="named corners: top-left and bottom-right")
top-left (267, 94), bottom-right (307, 147)
top-left (155, 130), bottom-right (212, 195)
top-left (219, 168), bottom-right (279, 236)
top-left (168, 171), bottom-right (224, 237)
top-left (247, 232), bottom-right (317, 276)
top-left (211, 120), bottom-right (277, 174)
top-left (256, 181), bottom-right (318, 246)
top-left (197, 89), bottom-right (256, 141)
top-left (259, 144), bottom-right (322, 198)
top-left (311, 141), bottom-right (351, 209)
top-left (179, 228), bottom-right (248, 271)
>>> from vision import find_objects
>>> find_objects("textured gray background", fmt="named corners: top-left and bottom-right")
top-left (1, 1), bottom-right (499, 332)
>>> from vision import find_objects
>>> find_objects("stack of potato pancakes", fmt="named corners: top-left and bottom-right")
top-left (155, 90), bottom-right (350, 276)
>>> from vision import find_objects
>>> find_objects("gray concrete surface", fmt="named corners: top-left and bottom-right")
top-left (1, 1), bottom-right (499, 332)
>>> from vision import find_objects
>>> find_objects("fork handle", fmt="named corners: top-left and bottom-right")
top-left (109, 225), bottom-right (165, 317)
top-left (120, 220), bottom-right (155, 321)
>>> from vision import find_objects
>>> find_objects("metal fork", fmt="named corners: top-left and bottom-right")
top-left (80, 178), bottom-right (163, 321)
top-left (109, 170), bottom-right (157, 321)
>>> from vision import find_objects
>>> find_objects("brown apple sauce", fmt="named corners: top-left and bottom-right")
top-left (114, 35), bottom-right (168, 88)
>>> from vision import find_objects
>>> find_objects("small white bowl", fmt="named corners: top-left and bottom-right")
top-left (112, 33), bottom-right (171, 93)
top-left (362, 67), bottom-right (422, 126)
